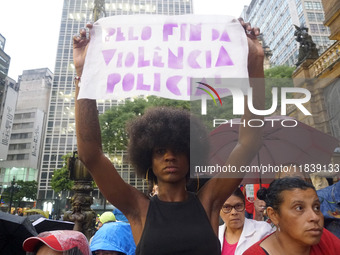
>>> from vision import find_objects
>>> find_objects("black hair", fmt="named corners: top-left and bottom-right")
top-left (257, 177), bottom-right (315, 211)
top-left (232, 187), bottom-right (245, 204)
top-left (64, 247), bottom-right (84, 255)
top-left (127, 107), bottom-right (209, 189)
top-left (92, 251), bottom-right (125, 255)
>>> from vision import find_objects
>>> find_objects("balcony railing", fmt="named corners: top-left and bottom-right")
top-left (311, 41), bottom-right (340, 77)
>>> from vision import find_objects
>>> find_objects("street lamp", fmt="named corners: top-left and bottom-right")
top-left (93, 0), bottom-right (106, 21)
top-left (8, 176), bottom-right (17, 214)
top-left (63, 152), bottom-right (96, 240)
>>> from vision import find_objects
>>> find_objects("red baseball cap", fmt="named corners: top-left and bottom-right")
top-left (23, 230), bottom-right (90, 255)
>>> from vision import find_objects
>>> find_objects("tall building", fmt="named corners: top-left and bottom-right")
top-left (38, 0), bottom-right (193, 211)
top-left (0, 33), bottom-right (11, 122)
top-left (0, 34), bottom-right (10, 90)
top-left (0, 33), bottom-right (17, 163)
top-left (0, 69), bottom-right (52, 206)
top-left (0, 77), bottom-right (18, 161)
top-left (244, 0), bottom-right (334, 66)
top-left (16, 68), bottom-right (53, 112)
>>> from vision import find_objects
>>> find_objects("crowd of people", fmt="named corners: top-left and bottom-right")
top-left (21, 209), bottom-right (135, 255)
top-left (20, 175), bottom-right (340, 255)
top-left (14, 15), bottom-right (339, 255)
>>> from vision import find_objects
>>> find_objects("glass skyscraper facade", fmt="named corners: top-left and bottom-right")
top-left (244, 0), bottom-right (334, 66)
top-left (38, 0), bottom-right (193, 208)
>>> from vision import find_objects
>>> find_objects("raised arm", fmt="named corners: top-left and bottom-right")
top-left (199, 19), bottom-right (265, 225)
top-left (73, 25), bottom-right (148, 222)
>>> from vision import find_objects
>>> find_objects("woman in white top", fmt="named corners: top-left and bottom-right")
top-left (218, 188), bottom-right (274, 255)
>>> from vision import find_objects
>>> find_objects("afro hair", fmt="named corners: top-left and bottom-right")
top-left (126, 107), bottom-right (209, 186)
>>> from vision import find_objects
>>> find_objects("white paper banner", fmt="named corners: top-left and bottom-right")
top-left (78, 15), bottom-right (249, 101)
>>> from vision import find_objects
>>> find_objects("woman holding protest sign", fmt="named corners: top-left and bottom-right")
top-left (73, 18), bottom-right (265, 255)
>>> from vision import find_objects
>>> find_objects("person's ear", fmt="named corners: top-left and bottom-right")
top-left (266, 206), bottom-right (279, 226)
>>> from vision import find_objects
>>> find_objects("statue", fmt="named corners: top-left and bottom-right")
top-left (63, 152), bottom-right (96, 240)
top-left (64, 193), bottom-right (96, 239)
top-left (294, 25), bottom-right (319, 66)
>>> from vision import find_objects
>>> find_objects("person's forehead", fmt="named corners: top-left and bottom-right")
top-left (280, 188), bottom-right (317, 204)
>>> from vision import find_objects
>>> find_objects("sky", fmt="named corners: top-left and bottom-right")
top-left (1, 0), bottom-right (251, 80)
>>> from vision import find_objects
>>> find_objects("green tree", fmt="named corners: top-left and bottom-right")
top-left (264, 65), bottom-right (295, 78)
top-left (3, 180), bottom-right (38, 208)
top-left (51, 154), bottom-right (74, 193)
top-left (264, 65), bottom-right (296, 111)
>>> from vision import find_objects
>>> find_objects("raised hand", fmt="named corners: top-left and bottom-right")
top-left (73, 23), bottom-right (93, 77)
top-left (238, 18), bottom-right (264, 77)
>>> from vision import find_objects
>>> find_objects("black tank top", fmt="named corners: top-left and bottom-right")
top-left (135, 192), bottom-right (221, 255)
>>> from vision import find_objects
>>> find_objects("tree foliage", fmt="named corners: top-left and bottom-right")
top-left (3, 180), bottom-right (38, 207)
top-left (51, 154), bottom-right (74, 193)
top-left (264, 65), bottom-right (295, 78)
top-left (264, 65), bottom-right (296, 111)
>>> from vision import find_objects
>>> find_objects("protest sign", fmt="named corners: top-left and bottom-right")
top-left (78, 15), bottom-right (249, 100)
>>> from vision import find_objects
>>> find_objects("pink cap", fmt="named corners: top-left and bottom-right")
top-left (23, 230), bottom-right (90, 255)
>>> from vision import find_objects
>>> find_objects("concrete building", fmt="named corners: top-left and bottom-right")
top-left (244, 0), bottom-right (334, 67)
top-left (0, 34), bottom-right (10, 95)
top-left (0, 77), bottom-right (18, 161)
top-left (0, 33), bottom-right (18, 163)
top-left (38, 0), bottom-right (193, 211)
top-left (0, 69), bottom-right (52, 204)
top-left (16, 69), bottom-right (53, 112)
top-left (0, 33), bottom-right (11, 128)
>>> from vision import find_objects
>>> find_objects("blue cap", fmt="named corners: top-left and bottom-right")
top-left (90, 222), bottom-right (135, 255)
top-left (113, 208), bottom-right (129, 222)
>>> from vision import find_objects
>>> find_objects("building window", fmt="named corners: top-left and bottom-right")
top-left (13, 123), bottom-right (34, 130)
top-left (310, 24), bottom-right (319, 33)
top-left (312, 36), bottom-right (321, 44)
top-left (321, 36), bottom-right (330, 44)
top-left (315, 13), bottom-right (324, 22)
top-left (307, 12), bottom-right (316, 22)
top-left (318, 24), bottom-right (327, 34)
top-left (24, 112), bottom-right (35, 118)
top-left (305, 1), bottom-right (322, 10)
top-left (8, 143), bottom-right (31, 150)
top-left (312, 2), bottom-right (322, 10)
top-left (16, 154), bottom-right (29, 160)
top-left (7, 155), bottom-right (15, 160)
top-left (19, 143), bottom-right (30, 149)
top-left (305, 1), bottom-right (313, 9)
